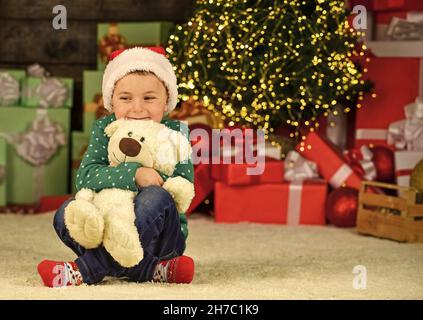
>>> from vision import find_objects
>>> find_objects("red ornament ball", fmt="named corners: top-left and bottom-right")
top-left (326, 187), bottom-right (359, 228)
top-left (371, 146), bottom-right (395, 183)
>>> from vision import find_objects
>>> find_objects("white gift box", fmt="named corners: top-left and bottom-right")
top-left (394, 150), bottom-right (423, 187)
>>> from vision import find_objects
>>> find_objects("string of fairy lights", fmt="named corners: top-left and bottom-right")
top-left (167, 0), bottom-right (373, 141)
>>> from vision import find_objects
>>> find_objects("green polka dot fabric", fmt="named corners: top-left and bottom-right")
top-left (76, 113), bottom-right (194, 239)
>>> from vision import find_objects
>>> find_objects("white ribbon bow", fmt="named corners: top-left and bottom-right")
top-left (0, 72), bottom-right (20, 105)
top-left (388, 98), bottom-right (423, 151)
top-left (284, 150), bottom-right (319, 181)
top-left (0, 110), bottom-right (66, 166)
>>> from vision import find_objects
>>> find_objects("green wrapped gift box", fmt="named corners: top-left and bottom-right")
top-left (0, 138), bottom-right (6, 206)
top-left (83, 70), bottom-right (103, 105)
top-left (97, 21), bottom-right (174, 70)
top-left (71, 131), bottom-right (89, 194)
top-left (22, 77), bottom-right (74, 108)
top-left (0, 106), bottom-right (70, 205)
top-left (83, 70), bottom-right (104, 133)
top-left (83, 112), bottom-right (97, 134)
top-left (0, 69), bottom-right (26, 106)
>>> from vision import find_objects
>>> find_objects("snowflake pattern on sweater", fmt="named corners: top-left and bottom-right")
top-left (75, 113), bottom-right (194, 239)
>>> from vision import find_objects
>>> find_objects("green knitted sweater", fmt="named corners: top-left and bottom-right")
top-left (75, 113), bottom-right (194, 239)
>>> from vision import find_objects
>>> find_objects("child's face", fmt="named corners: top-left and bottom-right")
top-left (112, 72), bottom-right (168, 122)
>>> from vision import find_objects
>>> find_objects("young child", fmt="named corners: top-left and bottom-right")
top-left (37, 47), bottom-right (195, 287)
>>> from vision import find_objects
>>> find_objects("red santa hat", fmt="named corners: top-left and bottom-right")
top-left (102, 46), bottom-right (178, 113)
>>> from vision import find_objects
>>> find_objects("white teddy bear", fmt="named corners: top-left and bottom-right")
top-left (64, 119), bottom-right (195, 268)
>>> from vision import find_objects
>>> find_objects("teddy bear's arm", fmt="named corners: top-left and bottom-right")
top-left (76, 120), bottom-right (142, 193)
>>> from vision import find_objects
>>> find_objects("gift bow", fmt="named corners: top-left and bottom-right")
top-left (0, 110), bottom-right (66, 166)
top-left (17, 110), bottom-right (67, 166)
top-left (24, 63), bottom-right (69, 108)
top-left (27, 63), bottom-right (50, 78)
top-left (387, 17), bottom-right (423, 41)
top-left (35, 78), bottom-right (69, 108)
top-left (0, 72), bottom-right (20, 105)
top-left (284, 150), bottom-right (319, 181)
top-left (343, 145), bottom-right (377, 181)
top-left (388, 98), bottom-right (423, 151)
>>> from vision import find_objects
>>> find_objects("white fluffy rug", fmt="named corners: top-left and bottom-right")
top-left (0, 212), bottom-right (422, 299)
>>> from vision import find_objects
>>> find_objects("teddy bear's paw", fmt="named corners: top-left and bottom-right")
top-left (163, 177), bottom-right (195, 213)
top-left (64, 200), bottom-right (104, 249)
top-left (103, 220), bottom-right (143, 268)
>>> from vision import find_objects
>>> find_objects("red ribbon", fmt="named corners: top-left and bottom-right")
top-left (396, 169), bottom-right (412, 177)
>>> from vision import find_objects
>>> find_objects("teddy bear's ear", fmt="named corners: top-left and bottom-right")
top-left (104, 119), bottom-right (125, 137)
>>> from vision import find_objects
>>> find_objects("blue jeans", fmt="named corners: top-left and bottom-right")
top-left (53, 186), bottom-right (186, 284)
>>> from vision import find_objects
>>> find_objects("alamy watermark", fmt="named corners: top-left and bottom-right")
top-left (52, 5), bottom-right (67, 30)
top-left (352, 5), bottom-right (368, 30)
top-left (189, 128), bottom-right (266, 176)
top-left (352, 265), bottom-right (367, 290)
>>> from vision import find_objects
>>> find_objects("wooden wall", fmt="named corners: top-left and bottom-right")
top-left (0, 0), bottom-right (194, 129)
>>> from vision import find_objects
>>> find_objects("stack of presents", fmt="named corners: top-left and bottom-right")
top-left (0, 66), bottom-right (73, 213)
top-left (181, 0), bottom-right (423, 241)
top-left (0, 21), bottom-right (174, 212)
top-left (0, 6), bottom-right (422, 241)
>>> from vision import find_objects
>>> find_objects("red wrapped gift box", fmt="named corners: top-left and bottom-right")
top-left (38, 195), bottom-right (72, 213)
top-left (296, 132), bottom-right (363, 190)
top-left (186, 163), bottom-right (214, 215)
top-left (214, 180), bottom-right (327, 225)
top-left (355, 57), bottom-right (421, 148)
top-left (349, 0), bottom-right (423, 11)
top-left (211, 157), bottom-right (284, 186)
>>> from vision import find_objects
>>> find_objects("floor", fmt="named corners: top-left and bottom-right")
top-left (0, 212), bottom-right (422, 299)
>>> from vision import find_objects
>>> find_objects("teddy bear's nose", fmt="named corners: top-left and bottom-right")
top-left (119, 138), bottom-right (141, 157)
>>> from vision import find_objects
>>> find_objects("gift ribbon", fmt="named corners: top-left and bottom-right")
top-left (387, 120), bottom-right (406, 149)
top-left (387, 17), bottom-right (423, 41)
top-left (287, 180), bottom-right (303, 226)
top-left (0, 72), bottom-right (20, 105)
top-left (388, 98), bottom-right (423, 151)
top-left (344, 145), bottom-right (377, 181)
top-left (14, 109), bottom-right (67, 166)
top-left (329, 164), bottom-right (353, 188)
top-left (34, 78), bottom-right (69, 108)
top-left (27, 63), bottom-right (50, 78)
top-left (0, 109), bottom-right (67, 202)
top-left (24, 63), bottom-right (69, 108)
top-left (284, 151), bottom-right (319, 225)
top-left (355, 129), bottom-right (388, 141)
top-left (396, 168), bottom-right (413, 177)
top-left (284, 150), bottom-right (319, 181)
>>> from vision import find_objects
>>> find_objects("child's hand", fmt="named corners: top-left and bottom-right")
top-left (135, 167), bottom-right (164, 187)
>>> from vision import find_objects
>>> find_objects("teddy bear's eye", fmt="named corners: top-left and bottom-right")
top-left (128, 131), bottom-right (133, 137)
top-left (140, 137), bottom-right (145, 143)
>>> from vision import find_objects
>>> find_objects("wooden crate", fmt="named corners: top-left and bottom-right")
top-left (357, 181), bottom-right (423, 243)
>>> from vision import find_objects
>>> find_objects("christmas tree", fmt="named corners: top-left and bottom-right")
top-left (167, 0), bottom-right (372, 140)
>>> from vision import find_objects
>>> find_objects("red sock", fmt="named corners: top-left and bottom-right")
top-left (153, 255), bottom-right (194, 284)
top-left (37, 260), bottom-right (84, 287)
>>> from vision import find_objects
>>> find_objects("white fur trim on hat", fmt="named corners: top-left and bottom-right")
top-left (102, 47), bottom-right (178, 113)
